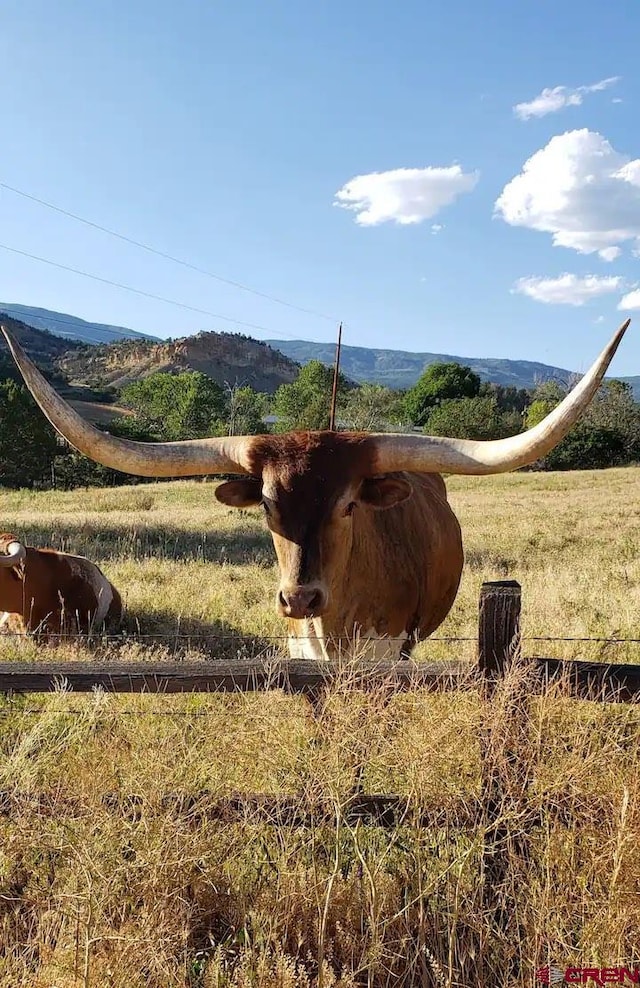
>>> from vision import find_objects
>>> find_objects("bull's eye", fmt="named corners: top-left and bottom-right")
top-left (261, 500), bottom-right (271, 516)
top-left (343, 501), bottom-right (356, 517)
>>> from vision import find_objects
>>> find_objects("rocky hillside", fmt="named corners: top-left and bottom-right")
top-left (0, 313), bottom-right (83, 365)
top-left (0, 314), bottom-right (86, 388)
top-left (0, 317), bottom-right (299, 421)
top-left (58, 331), bottom-right (299, 393)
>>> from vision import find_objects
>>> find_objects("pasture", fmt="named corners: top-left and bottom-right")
top-left (0, 468), bottom-right (639, 987)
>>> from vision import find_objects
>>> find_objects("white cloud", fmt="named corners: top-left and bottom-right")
top-left (495, 129), bottom-right (640, 259)
top-left (431, 223), bottom-right (443, 235)
top-left (599, 246), bottom-right (622, 262)
top-left (618, 289), bottom-right (640, 311)
top-left (513, 273), bottom-right (624, 306)
top-left (334, 166), bottom-right (478, 226)
top-left (513, 76), bottom-right (619, 120)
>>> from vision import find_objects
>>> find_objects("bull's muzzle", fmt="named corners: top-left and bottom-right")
top-left (277, 585), bottom-right (328, 620)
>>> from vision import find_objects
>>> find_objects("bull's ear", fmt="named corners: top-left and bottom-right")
top-left (215, 478), bottom-right (262, 507)
top-left (359, 476), bottom-right (413, 510)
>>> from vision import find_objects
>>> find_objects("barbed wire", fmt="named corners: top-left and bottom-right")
top-left (0, 630), bottom-right (475, 643)
top-left (1, 631), bottom-right (638, 718)
top-left (527, 635), bottom-right (640, 643)
top-left (0, 708), bottom-right (239, 717)
top-left (0, 630), bottom-right (638, 644)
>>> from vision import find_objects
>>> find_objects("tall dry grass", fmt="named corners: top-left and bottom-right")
top-left (0, 469), bottom-right (638, 986)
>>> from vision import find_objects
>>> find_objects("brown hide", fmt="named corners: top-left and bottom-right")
top-left (344, 472), bottom-right (463, 643)
top-left (215, 433), bottom-right (463, 657)
top-left (0, 533), bottom-right (122, 637)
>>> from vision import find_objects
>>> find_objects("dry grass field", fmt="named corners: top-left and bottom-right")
top-left (0, 468), bottom-right (639, 987)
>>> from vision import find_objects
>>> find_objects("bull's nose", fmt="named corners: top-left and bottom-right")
top-left (278, 586), bottom-right (327, 619)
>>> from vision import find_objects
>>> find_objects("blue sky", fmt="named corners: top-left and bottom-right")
top-left (1, 0), bottom-right (639, 373)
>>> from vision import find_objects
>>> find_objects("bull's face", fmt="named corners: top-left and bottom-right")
top-left (215, 440), bottom-right (412, 620)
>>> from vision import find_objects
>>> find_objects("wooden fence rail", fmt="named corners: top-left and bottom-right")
top-left (1, 656), bottom-right (639, 701)
top-left (0, 658), bottom-right (466, 695)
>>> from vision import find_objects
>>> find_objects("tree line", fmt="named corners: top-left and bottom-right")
top-left (2, 357), bottom-right (639, 489)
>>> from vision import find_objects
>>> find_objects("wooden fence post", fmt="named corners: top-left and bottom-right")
top-left (478, 580), bottom-right (522, 689)
top-left (478, 580), bottom-right (528, 982)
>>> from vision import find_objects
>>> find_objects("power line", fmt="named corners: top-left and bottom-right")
top-left (0, 181), bottom-right (338, 324)
top-left (0, 243), bottom-right (333, 341)
top-left (0, 300), bottom-right (322, 346)
top-left (0, 299), bottom-right (332, 346)
top-left (0, 306), bottom-right (159, 342)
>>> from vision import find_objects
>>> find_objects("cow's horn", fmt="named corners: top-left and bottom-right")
top-left (0, 541), bottom-right (26, 568)
top-left (371, 320), bottom-right (630, 475)
top-left (1, 327), bottom-right (253, 477)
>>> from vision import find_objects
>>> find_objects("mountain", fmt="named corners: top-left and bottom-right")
top-left (0, 304), bottom-right (160, 345)
top-left (266, 338), bottom-right (640, 396)
top-left (0, 314), bottom-right (124, 426)
top-left (57, 331), bottom-right (299, 393)
top-left (266, 339), bottom-right (574, 390)
top-left (0, 315), bottom-right (299, 418)
top-left (2, 303), bottom-right (638, 398)
top-left (0, 313), bottom-right (84, 368)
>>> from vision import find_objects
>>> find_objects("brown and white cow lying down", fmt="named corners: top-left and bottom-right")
top-left (0, 533), bottom-right (122, 637)
top-left (0, 320), bottom-right (630, 659)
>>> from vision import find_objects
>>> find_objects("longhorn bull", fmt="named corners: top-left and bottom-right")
top-left (1, 321), bottom-right (629, 658)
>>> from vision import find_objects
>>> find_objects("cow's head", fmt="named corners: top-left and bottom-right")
top-left (0, 534), bottom-right (27, 608)
top-left (214, 433), bottom-right (412, 618)
top-left (0, 320), bottom-right (630, 621)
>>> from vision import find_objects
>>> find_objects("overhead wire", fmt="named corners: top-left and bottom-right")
top-left (0, 180), bottom-right (340, 325)
top-left (0, 305), bottom-right (159, 341)
top-left (0, 243), bottom-right (334, 342)
top-left (0, 298), bottom-right (328, 345)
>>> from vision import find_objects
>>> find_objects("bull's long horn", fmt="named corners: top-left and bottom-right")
top-left (0, 541), bottom-right (26, 567)
top-left (1, 327), bottom-right (252, 477)
top-left (371, 320), bottom-right (630, 475)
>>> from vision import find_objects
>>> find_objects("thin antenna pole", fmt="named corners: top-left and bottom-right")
top-left (329, 322), bottom-right (343, 431)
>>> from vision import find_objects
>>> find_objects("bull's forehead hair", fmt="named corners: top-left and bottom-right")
top-left (247, 432), bottom-right (376, 489)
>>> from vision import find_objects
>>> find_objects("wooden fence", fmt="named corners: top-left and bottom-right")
top-left (1, 580), bottom-right (640, 699)
top-left (1, 579), bottom-right (639, 967)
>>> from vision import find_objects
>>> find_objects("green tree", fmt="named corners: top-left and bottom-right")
top-left (544, 425), bottom-right (626, 471)
top-left (523, 380), bottom-right (566, 429)
top-left (481, 382), bottom-right (530, 414)
top-left (523, 378), bottom-right (640, 469)
top-left (0, 380), bottom-right (59, 488)
top-left (0, 354), bottom-right (19, 384)
top-left (423, 395), bottom-right (520, 441)
top-left (52, 416), bottom-right (161, 490)
top-left (585, 380), bottom-right (640, 459)
top-left (272, 360), bottom-right (349, 432)
top-left (341, 383), bottom-right (408, 432)
top-left (121, 372), bottom-right (227, 441)
top-left (225, 384), bottom-right (269, 435)
top-left (405, 362), bottom-right (481, 427)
